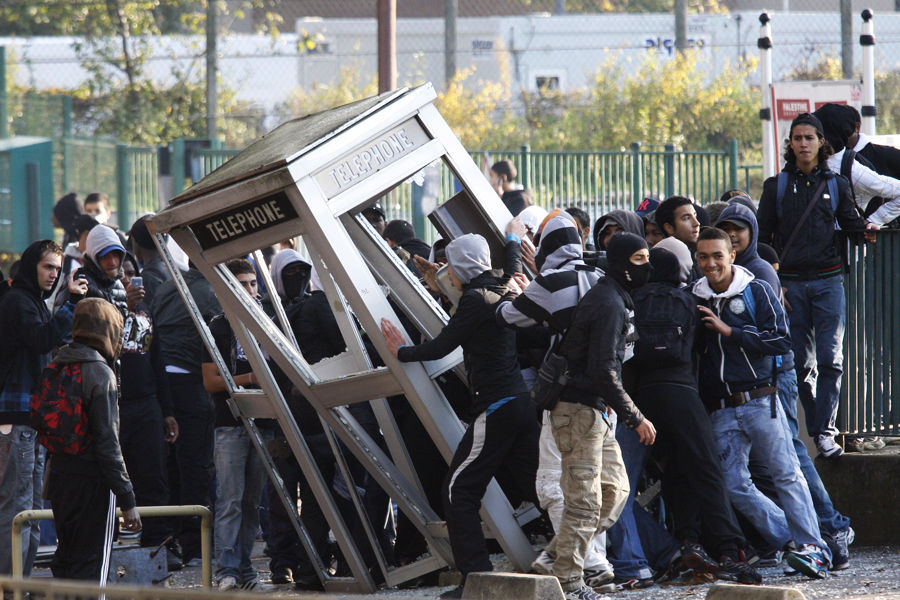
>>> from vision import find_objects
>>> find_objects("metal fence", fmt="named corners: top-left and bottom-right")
top-left (842, 231), bottom-right (900, 436)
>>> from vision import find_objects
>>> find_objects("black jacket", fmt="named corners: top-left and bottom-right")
top-left (398, 271), bottom-right (527, 419)
top-left (56, 257), bottom-right (128, 318)
top-left (139, 254), bottom-right (171, 306)
top-left (151, 269), bottom-right (221, 373)
top-left (0, 246), bottom-right (78, 424)
top-left (758, 164), bottom-right (864, 273)
top-left (560, 277), bottom-right (645, 428)
top-left (48, 342), bottom-right (136, 510)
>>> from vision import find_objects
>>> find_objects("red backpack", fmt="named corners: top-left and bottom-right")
top-left (30, 362), bottom-right (92, 455)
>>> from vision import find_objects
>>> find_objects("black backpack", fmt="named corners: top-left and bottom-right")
top-left (631, 283), bottom-right (696, 368)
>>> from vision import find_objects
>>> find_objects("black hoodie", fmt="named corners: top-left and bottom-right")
top-left (0, 242), bottom-right (79, 423)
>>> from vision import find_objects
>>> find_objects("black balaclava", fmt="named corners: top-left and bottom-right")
top-left (606, 232), bottom-right (651, 291)
top-left (282, 261), bottom-right (312, 301)
top-left (648, 247), bottom-right (680, 285)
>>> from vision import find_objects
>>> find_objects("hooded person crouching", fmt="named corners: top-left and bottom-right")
top-left (44, 298), bottom-right (141, 581)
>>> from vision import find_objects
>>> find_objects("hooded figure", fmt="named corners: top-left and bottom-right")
top-left (715, 203), bottom-right (780, 292)
top-left (498, 213), bottom-right (599, 335)
top-left (654, 236), bottom-right (693, 287)
top-left (534, 212), bottom-right (584, 273)
top-left (53, 193), bottom-right (84, 247)
top-left (648, 246), bottom-right (682, 286)
top-left (57, 225), bottom-right (128, 317)
top-left (445, 234), bottom-right (492, 284)
top-left (270, 250), bottom-right (311, 303)
top-left (593, 210), bottom-right (645, 251)
top-left (605, 232), bottom-right (651, 291)
top-left (518, 205), bottom-right (549, 240)
top-left (813, 103), bottom-right (858, 153)
top-left (46, 298), bottom-right (137, 581)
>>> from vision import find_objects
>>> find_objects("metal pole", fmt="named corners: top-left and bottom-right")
top-left (555, 0), bottom-right (566, 13)
top-left (0, 46), bottom-right (7, 139)
top-left (377, 0), bottom-right (397, 93)
top-left (758, 13), bottom-right (776, 179)
top-left (445, 0), bottom-right (457, 86)
top-left (675, 0), bottom-right (687, 52)
top-left (861, 9), bottom-right (877, 136)
top-left (841, 0), bottom-right (853, 78)
top-left (206, 0), bottom-right (218, 141)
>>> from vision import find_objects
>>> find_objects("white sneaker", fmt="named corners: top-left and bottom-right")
top-left (531, 550), bottom-right (555, 575)
top-left (584, 565), bottom-right (616, 592)
top-left (240, 578), bottom-right (275, 592)
top-left (816, 434), bottom-right (843, 459)
top-left (217, 575), bottom-right (238, 591)
top-left (564, 584), bottom-right (607, 600)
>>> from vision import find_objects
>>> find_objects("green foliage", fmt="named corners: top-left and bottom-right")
top-left (875, 71), bottom-right (900, 136)
top-left (427, 51), bottom-right (758, 159)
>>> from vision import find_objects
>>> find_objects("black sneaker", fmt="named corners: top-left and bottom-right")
top-left (440, 586), bottom-right (464, 599)
top-left (682, 541), bottom-right (718, 574)
top-left (717, 557), bottom-right (762, 585)
top-left (271, 566), bottom-right (293, 584)
top-left (654, 556), bottom-right (689, 584)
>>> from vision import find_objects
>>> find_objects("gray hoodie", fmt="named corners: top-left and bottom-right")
top-left (446, 234), bottom-right (492, 284)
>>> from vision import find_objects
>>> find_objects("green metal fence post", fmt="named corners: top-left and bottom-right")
top-left (0, 47), bottom-right (7, 139)
top-left (728, 138), bottom-right (739, 191)
top-left (664, 143), bottom-right (676, 198)
top-left (631, 142), bottom-right (642, 205)
top-left (62, 96), bottom-right (72, 137)
top-left (116, 144), bottom-right (131, 229)
top-left (520, 144), bottom-right (531, 190)
top-left (171, 138), bottom-right (186, 195)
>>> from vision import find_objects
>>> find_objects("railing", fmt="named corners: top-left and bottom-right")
top-left (841, 230), bottom-right (900, 436)
top-left (117, 144), bottom-right (160, 226)
top-left (10, 505), bottom-right (213, 600)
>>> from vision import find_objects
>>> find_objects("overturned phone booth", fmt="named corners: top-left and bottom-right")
top-left (146, 85), bottom-right (537, 593)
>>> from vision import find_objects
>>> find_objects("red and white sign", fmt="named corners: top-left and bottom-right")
top-left (769, 80), bottom-right (862, 174)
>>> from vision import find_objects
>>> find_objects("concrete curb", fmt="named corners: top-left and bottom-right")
top-left (461, 572), bottom-right (564, 600)
top-left (706, 583), bottom-right (806, 599)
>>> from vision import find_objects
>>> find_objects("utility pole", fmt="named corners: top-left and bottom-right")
top-left (377, 0), bottom-right (397, 93)
top-left (675, 0), bottom-right (687, 52)
top-left (554, 0), bottom-right (566, 13)
top-left (206, 0), bottom-right (217, 141)
top-left (445, 0), bottom-right (457, 86)
top-left (840, 0), bottom-right (853, 78)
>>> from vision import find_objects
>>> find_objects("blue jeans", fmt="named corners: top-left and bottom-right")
top-left (214, 426), bottom-right (273, 582)
top-left (606, 424), bottom-right (679, 579)
top-left (782, 276), bottom-right (845, 438)
top-left (711, 395), bottom-right (830, 561)
top-left (776, 369), bottom-right (850, 536)
top-left (0, 425), bottom-right (44, 576)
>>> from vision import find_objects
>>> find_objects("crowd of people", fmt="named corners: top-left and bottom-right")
top-left (0, 107), bottom-right (894, 599)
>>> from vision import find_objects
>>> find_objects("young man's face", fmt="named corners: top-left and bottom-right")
top-left (36, 252), bottom-right (62, 292)
top-left (630, 248), bottom-right (650, 265)
top-left (236, 272), bottom-right (258, 297)
top-left (600, 223), bottom-right (624, 250)
top-left (665, 204), bottom-right (700, 245)
top-left (488, 169), bottom-right (505, 195)
top-left (366, 213), bottom-right (386, 235)
top-left (789, 125), bottom-right (823, 169)
top-left (84, 201), bottom-right (110, 224)
top-left (644, 223), bottom-right (664, 248)
top-left (98, 250), bottom-right (123, 279)
top-left (696, 238), bottom-right (736, 291)
top-left (121, 260), bottom-right (136, 288)
top-left (719, 222), bottom-right (751, 256)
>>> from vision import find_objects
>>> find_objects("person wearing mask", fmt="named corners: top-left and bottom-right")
top-left (0, 240), bottom-right (87, 576)
top-left (536, 232), bottom-right (655, 600)
top-left (128, 215), bottom-right (171, 305)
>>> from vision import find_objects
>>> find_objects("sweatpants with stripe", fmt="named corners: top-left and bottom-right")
top-left (47, 466), bottom-right (117, 581)
top-left (443, 393), bottom-right (540, 577)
